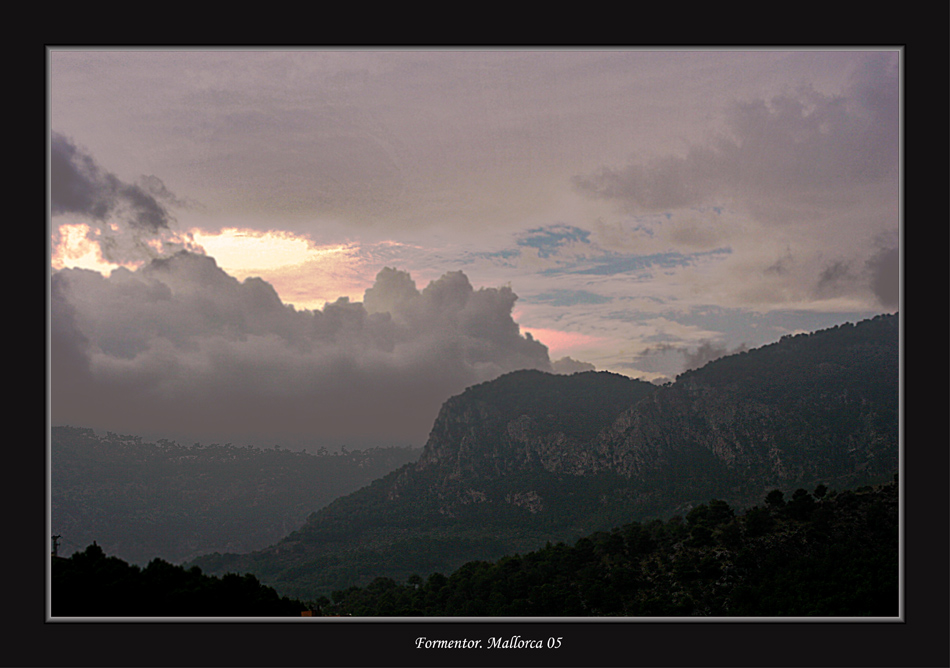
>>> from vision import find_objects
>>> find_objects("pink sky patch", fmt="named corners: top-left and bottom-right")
top-left (520, 326), bottom-right (609, 357)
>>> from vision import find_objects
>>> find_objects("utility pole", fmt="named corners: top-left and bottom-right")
top-left (52, 535), bottom-right (62, 558)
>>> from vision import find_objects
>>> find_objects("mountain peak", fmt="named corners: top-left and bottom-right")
top-left (414, 369), bottom-right (658, 477)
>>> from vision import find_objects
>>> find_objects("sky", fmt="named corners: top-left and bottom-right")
top-left (48, 48), bottom-right (901, 450)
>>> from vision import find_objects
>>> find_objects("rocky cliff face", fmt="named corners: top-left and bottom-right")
top-left (395, 313), bottom-right (899, 511)
top-left (389, 370), bottom-right (658, 503)
top-left (415, 395), bottom-right (624, 478)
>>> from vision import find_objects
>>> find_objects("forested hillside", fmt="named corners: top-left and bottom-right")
top-left (320, 478), bottom-right (899, 617)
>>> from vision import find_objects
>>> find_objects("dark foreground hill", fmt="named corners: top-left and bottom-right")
top-left (51, 427), bottom-right (420, 564)
top-left (191, 313), bottom-right (899, 600)
top-left (322, 478), bottom-right (899, 617)
top-left (52, 542), bottom-right (307, 617)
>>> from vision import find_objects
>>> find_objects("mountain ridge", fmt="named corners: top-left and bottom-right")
top-left (190, 313), bottom-right (898, 599)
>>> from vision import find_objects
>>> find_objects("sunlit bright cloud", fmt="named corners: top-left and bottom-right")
top-left (51, 223), bottom-right (139, 274)
top-left (188, 228), bottom-right (367, 310)
top-left (189, 228), bottom-right (323, 272)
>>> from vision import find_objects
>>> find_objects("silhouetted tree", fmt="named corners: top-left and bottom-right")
top-left (765, 490), bottom-right (785, 508)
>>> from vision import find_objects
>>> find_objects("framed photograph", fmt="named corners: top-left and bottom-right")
top-left (42, 44), bottom-right (944, 667)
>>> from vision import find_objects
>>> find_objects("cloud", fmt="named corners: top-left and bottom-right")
top-left (50, 256), bottom-right (553, 449)
top-left (550, 356), bottom-right (596, 374)
top-left (815, 259), bottom-right (853, 297)
top-left (865, 246), bottom-right (899, 308)
top-left (570, 53), bottom-right (899, 313)
top-left (634, 340), bottom-right (749, 375)
top-left (516, 225), bottom-right (592, 259)
top-left (680, 341), bottom-right (749, 373)
top-left (572, 52), bottom-right (899, 225)
top-left (51, 132), bottom-right (197, 264)
top-left (528, 289), bottom-right (612, 307)
top-left (50, 274), bottom-right (93, 406)
top-left (52, 132), bottom-right (175, 231)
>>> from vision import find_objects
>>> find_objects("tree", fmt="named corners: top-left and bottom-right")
top-left (788, 488), bottom-right (816, 521)
top-left (706, 499), bottom-right (735, 527)
top-left (765, 490), bottom-right (785, 508)
top-left (744, 506), bottom-right (773, 537)
top-left (688, 525), bottom-right (714, 547)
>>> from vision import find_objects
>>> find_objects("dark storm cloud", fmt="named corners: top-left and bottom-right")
top-left (50, 255), bottom-right (553, 449)
top-left (51, 132), bottom-right (197, 265)
top-left (51, 132), bottom-right (175, 232)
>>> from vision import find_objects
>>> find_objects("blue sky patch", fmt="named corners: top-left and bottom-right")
top-left (526, 289), bottom-right (613, 307)
top-left (517, 224), bottom-right (591, 258)
top-left (565, 247), bottom-right (732, 276)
